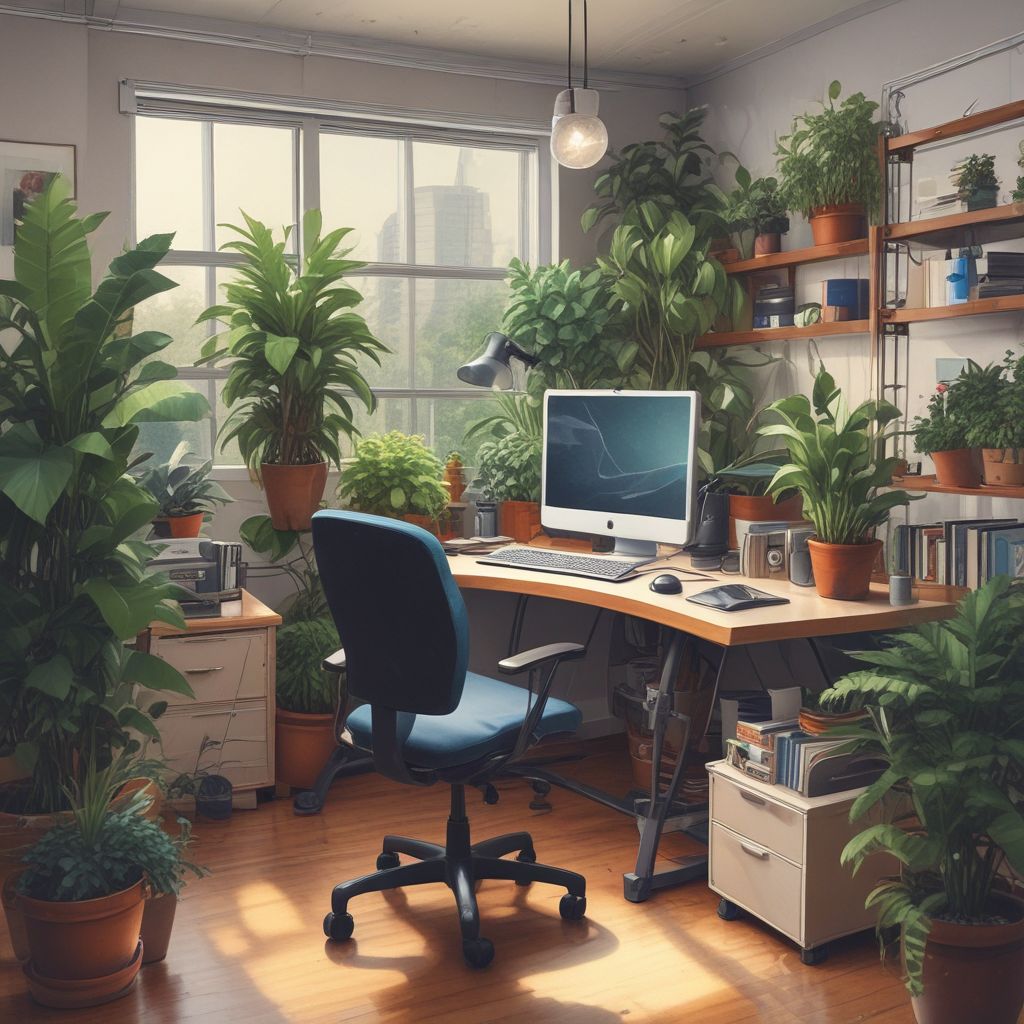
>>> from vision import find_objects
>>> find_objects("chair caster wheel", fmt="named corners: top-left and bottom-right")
top-left (462, 937), bottom-right (495, 969)
top-left (514, 848), bottom-right (536, 886)
top-left (717, 899), bottom-right (742, 921)
top-left (800, 945), bottom-right (828, 966)
top-left (323, 912), bottom-right (354, 942)
top-left (559, 894), bottom-right (587, 921)
top-left (376, 852), bottom-right (400, 870)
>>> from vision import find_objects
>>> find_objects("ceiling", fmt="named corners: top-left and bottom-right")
top-left (9, 0), bottom-right (888, 80)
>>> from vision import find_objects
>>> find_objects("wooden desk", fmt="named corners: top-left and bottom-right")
top-left (147, 590), bottom-right (282, 807)
top-left (453, 549), bottom-right (955, 902)
top-left (452, 551), bottom-right (953, 646)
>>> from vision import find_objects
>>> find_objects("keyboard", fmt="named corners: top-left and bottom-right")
top-left (476, 547), bottom-right (651, 582)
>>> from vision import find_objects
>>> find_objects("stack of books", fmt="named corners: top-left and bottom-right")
top-left (912, 191), bottom-right (964, 219)
top-left (891, 519), bottom-right (1024, 588)
top-left (978, 251), bottom-right (1024, 299)
top-left (725, 717), bottom-right (797, 784)
top-left (774, 731), bottom-right (850, 795)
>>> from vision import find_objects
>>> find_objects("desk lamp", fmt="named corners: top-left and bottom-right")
top-left (456, 332), bottom-right (539, 390)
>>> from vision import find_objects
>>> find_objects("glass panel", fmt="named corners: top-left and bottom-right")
top-left (131, 265), bottom-right (211, 367)
top-left (412, 142), bottom-right (521, 267)
top-left (214, 379), bottom-right (244, 467)
top-left (214, 123), bottom-right (297, 248)
top-left (413, 277), bottom-right (508, 390)
top-left (339, 396), bottom-right (414, 462)
top-left (415, 395), bottom-right (498, 465)
top-left (135, 117), bottom-right (204, 250)
top-left (348, 275), bottom-right (410, 389)
top-left (134, 380), bottom-right (214, 468)
top-left (319, 134), bottom-right (404, 263)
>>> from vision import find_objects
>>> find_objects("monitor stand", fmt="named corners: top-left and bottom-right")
top-left (612, 538), bottom-right (658, 561)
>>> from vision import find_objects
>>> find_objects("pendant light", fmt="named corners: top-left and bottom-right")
top-left (550, 0), bottom-right (608, 170)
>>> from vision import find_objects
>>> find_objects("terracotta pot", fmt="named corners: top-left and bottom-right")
top-left (981, 448), bottom-right (1024, 488)
top-left (910, 894), bottom-right (1024, 1024)
top-left (499, 501), bottom-right (541, 543)
top-left (931, 448), bottom-right (983, 489)
top-left (140, 892), bottom-right (178, 964)
top-left (23, 940), bottom-right (143, 1009)
top-left (261, 461), bottom-right (328, 531)
top-left (0, 799), bottom-right (64, 962)
top-left (114, 778), bottom-right (163, 823)
top-left (275, 707), bottom-right (338, 791)
top-left (807, 538), bottom-right (882, 601)
top-left (20, 879), bottom-right (145, 982)
top-left (809, 203), bottom-right (865, 246)
top-left (166, 512), bottom-right (204, 538)
top-left (402, 513), bottom-right (441, 538)
top-left (754, 232), bottom-right (782, 256)
top-left (728, 492), bottom-right (804, 550)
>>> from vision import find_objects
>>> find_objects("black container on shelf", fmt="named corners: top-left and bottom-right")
top-left (196, 774), bottom-right (233, 820)
top-left (753, 285), bottom-right (796, 328)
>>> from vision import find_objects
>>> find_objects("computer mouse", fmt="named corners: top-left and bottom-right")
top-left (649, 574), bottom-right (683, 595)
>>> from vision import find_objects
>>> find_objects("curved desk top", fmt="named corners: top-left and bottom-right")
top-left (451, 551), bottom-right (954, 647)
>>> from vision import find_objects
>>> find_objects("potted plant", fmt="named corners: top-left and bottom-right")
top-left (1012, 141), bottom-right (1024, 203)
top-left (966, 350), bottom-right (1024, 487)
top-left (714, 452), bottom-right (803, 550)
top-left (726, 167), bottom-right (791, 257)
top-left (951, 153), bottom-right (1000, 211)
top-left (444, 450), bottom-right (466, 503)
top-left (820, 576), bottom-right (1024, 1024)
top-left (911, 372), bottom-right (983, 488)
top-left (199, 210), bottom-right (386, 531)
top-left (16, 761), bottom-right (199, 1007)
top-left (759, 368), bottom-right (912, 600)
top-left (0, 179), bottom-right (202, 931)
top-left (776, 81), bottom-right (882, 245)
top-left (138, 441), bottom-right (233, 538)
top-left (337, 431), bottom-right (450, 536)
top-left (163, 737), bottom-right (234, 822)
top-left (474, 430), bottom-right (543, 542)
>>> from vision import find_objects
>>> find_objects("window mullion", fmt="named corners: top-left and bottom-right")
top-left (202, 121), bottom-right (215, 252)
top-left (403, 137), bottom-right (417, 432)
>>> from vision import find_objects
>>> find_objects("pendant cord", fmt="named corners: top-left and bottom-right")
top-left (583, 0), bottom-right (589, 89)
top-left (567, 0), bottom-right (573, 90)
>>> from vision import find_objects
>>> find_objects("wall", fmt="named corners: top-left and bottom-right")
top-left (689, 0), bottom-right (1024, 527)
top-left (0, 13), bottom-right (683, 732)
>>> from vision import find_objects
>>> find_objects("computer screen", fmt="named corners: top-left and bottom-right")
top-left (541, 390), bottom-right (700, 554)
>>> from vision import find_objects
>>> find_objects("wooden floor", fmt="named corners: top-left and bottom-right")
top-left (0, 738), bottom-right (917, 1024)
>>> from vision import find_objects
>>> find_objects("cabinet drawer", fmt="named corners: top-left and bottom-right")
top-left (150, 631), bottom-right (267, 705)
top-left (711, 771), bottom-right (803, 865)
top-left (710, 823), bottom-right (802, 943)
top-left (154, 702), bottom-right (269, 790)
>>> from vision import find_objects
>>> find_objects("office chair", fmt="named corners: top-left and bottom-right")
top-left (312, 510), bottom-right (588, 969)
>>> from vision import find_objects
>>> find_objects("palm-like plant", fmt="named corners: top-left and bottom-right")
top-left (199, 210), bottom-right (386, 471)
top-left (820, 576), bottom-right (1024, 995)
top-left (0, 177), bottom-right (203, 812)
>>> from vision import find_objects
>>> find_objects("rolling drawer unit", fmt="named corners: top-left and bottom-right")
top-left (707, 760), bottom-right (889, 964)
top-left (146, 591), bottom-right (282, 805)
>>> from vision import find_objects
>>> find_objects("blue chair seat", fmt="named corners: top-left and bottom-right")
top-left (346, 672), bottom-right (582, 770)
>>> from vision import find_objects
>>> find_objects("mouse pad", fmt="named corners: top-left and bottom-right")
top-left (686, 584), bottom-right (790, 611)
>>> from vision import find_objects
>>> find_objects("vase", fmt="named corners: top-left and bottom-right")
top-left (275, 706), bottom-right (338, 791)
top-left (807, 539), bottom-right (882, 600)
top-left (261, 462), bottom-right (328, 531)
top-left (981, 448), bottom-right (1024, 487)
top-left (931, 448), bottom-right (982, 488)
top-left (809, 203), bottom-right (865, 246)
top-left (754, 232), bottom-right (782, 256)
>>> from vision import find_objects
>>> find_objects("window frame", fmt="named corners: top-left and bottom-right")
top-left (128, 89), bottom-right (553, 479)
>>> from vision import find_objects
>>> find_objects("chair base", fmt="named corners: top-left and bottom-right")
top-left (323, 785), bottom-right (586, 968)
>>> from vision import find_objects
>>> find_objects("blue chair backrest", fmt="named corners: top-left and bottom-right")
top-left (312, 510), bottom-right (470, 716)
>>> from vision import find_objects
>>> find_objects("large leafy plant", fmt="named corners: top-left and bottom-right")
top-left (0, 178), bottom-right (204, 813)
top-left (199, 210), bottom-right (386, 472)
top-left (475, 431), bottom-right (542, 503)
top-left (963, 351), bottom-right (1024, 455)
top-left (759, 368), bottom-right (911, 544)
top-left (275, 617), bottom-right (340, 715)
top-left (776, 81), bottom-right (882, 219)
top-left (820, 576), bottom-right (1024, 995)
top-left (137, 441), bottom-right (232, 518)
top-left (338, 431), bottom-right (449, 520)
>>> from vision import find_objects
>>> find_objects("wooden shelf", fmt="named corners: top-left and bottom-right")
top-left (886, 98), bottom-right (1024, 154)
top-left (881, 294), bottom-right (1024, 324)
top-left (889, 475), bottom-right (1024, 500)
top-left (697, 319), bottom-right (870, 350)
top-left (883, 203), bottom-right (1024, 249)
top-left (723, 238), bottom-right (869, 274)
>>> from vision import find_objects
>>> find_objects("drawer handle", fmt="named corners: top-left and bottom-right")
top-left (740, 790), bottom-right (767, 807)
top-left (192, 710), bottom-right (238, 718)
top-left (740, 841), bottom-right (769, 860)
top-left (184, 666), bottom-right (225, 674)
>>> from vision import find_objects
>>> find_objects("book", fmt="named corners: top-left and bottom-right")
top-left (968, 522), bottom-right (1024, 588)
top-left (734, 717), bottom-right (799, 750)
top-left (993, 528), bottom-right (1024, 577)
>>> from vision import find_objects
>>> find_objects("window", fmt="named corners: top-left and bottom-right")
top-left (131, 97), bottom-right (548, 471)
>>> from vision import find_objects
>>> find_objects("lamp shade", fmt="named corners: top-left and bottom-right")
top-left (456, 332), bottom-right (516, 390)
top-left (550, 88), bottom-right (608, 170)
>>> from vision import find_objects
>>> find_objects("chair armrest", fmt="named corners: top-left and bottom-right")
top-left (322, 648), bottom-right (347, 673)
top-left (498, 642), bottom-right (585, 675)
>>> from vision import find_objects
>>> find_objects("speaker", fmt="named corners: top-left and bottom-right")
top-left (787, 527), bottom-right (815, 587)
top-left (686, 488), bottom-right (729, 565)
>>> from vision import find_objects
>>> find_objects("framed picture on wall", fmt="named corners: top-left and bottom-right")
top-left (0, 139), bottom-right (76, 247)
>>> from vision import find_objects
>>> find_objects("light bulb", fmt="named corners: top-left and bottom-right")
top-left (550, 88), bottom-right (608, 170)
